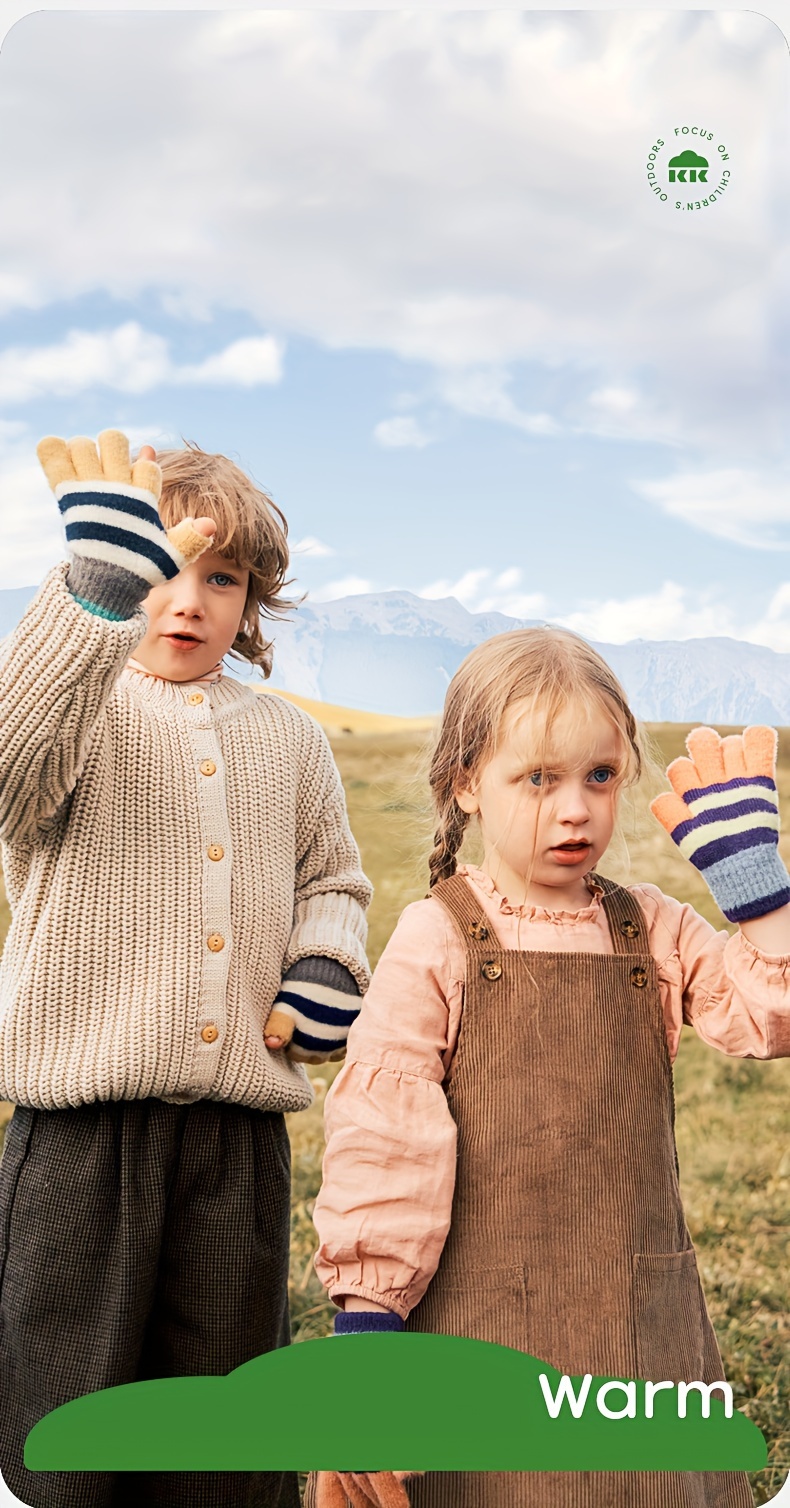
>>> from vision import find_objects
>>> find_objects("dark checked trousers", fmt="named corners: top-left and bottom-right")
top-left (0, 1098), bottom-right (301, 1508)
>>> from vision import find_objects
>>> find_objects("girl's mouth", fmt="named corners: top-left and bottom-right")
top-left (550, 841), bottom-right (592, 866)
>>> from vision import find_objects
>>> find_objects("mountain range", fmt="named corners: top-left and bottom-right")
top-left (2, 582), bottom-right (789, 724)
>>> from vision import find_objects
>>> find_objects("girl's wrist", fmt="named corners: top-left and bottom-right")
top-left (341, 1296), bottom-right (393, 1313)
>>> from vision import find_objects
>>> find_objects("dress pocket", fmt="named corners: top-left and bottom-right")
top-left (633, 1249), bottom-right (707, 1383)
top-left (0, 1106), bottom-right (35, 1296)
top-left (408, 1262), bottom-right (528, 1353)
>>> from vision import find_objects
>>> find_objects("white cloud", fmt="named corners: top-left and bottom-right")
top-left (0, 424), bottom-right (64, 588)
top-left (420, 567), bottom-right (547, 619)
top-left (310, 575), bottom-right (373, 601)
top-left (179, 336), bottom-right (283, 387)
top-left (633, 468), bottom-right (790, 550)
top-left (373, 416), bottom-right (433, 449)
top-left (292, 536), bottom-right (335, 558)
top-left (439, 369), bottom-right (560, 436)
top-left (0, 324), bottom-right (284, 404)
top-left (554, 581), bottom-right (737, 644)
top-left (0, 11), bottom-right (785, 450)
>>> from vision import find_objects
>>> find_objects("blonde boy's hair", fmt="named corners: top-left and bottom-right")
top-left (156, 444), bottom-right (294, 674)
top-left (428, 626), bottom-right (659, 889)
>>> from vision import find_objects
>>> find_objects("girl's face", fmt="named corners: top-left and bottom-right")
top-left (455, 699), bottom-right (624, 910)
top-left (134, 550), bottom-right (250, 681)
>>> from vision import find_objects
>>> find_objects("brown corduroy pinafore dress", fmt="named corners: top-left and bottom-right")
top-left (399, 873), bottom-right (754, 1508)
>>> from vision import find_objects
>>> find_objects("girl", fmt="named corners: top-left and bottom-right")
top-left (309, 628), bottom-right (790, 1508)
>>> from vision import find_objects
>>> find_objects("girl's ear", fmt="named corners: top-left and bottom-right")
top-left (454, 783), bottom-right (479, 816)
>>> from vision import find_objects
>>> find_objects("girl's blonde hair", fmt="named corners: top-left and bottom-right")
top-left (156, 444), bottom-right (295, 675)
top-left (428, 627), bottom-right (652, 889)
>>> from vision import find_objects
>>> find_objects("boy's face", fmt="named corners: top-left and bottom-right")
top-left (134, 550), bottom-right (251, 681)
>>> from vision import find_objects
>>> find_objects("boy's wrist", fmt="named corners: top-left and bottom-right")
top-left (66, 556), bottom-right (151, 621)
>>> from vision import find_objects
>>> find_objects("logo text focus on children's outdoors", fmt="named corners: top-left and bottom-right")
top-left (646, 127), bottom-right (732, 211)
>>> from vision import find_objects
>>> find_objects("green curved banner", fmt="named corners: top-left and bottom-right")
top-left (25, 1335), bottom-right (766, 1473)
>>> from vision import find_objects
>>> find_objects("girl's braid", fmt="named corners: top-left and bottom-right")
top-left (428, 799), bottom-right (470, 889)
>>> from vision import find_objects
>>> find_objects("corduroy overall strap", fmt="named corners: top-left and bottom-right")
top-left (430, 870), bottom-right (647, 955)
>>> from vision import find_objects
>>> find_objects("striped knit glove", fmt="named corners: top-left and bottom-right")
top-left (264, 957), bottom-right (362, 1064)
top-left (650, 726), bottom-right (790, 923)
top-left (37, 429), bottom-right (212, 620)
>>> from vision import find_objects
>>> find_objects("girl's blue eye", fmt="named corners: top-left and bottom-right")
top-left (590, 767), bottom-right (614, 784)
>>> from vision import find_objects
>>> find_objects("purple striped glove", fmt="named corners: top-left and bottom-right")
top-left (650, 726), bottom-right (790, 923)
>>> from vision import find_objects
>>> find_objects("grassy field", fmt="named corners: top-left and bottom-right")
top-left (1, 718), bottom-right (789, 1502)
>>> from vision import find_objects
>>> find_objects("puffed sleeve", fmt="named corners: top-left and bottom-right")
top-left (632, 883), bottom-right (790, 1059)
top-left (312, 897), bottom-right (464, 1319)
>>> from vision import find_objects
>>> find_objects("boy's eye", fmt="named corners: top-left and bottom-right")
top-left (209, 572), bottom-right (238, 587)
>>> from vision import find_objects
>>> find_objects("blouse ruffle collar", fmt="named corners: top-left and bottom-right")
top-left (458, 863), bottom-right (604, 923)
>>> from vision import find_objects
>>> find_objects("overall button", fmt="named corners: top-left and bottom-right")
top-left (200, 759), bottom-right (217, 777)
top-left (207, 844), bottom-right (225, 862)
top-left (481, 960), bottom-right (502, 982)
top-left (207, 933), bottom-right (225, 952)
top-left (467, 921), bottom-right (489, 940)
top-left (187, 691), bottom-right (204, 706)
top-left (620, 919), bottom-right (639, 938)
top-left (201, 1023), bottom-right (219, 1043)
top-left (630, 966), bottom-right (648, 988)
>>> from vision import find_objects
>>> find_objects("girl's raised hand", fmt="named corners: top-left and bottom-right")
top-left (650, 725), bottom-right (790, 923)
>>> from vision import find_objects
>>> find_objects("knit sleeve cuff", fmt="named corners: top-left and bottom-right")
top-left (66, 557), bottom-right (153, 621)
top-left (334, 1311), bottom-right (404, 1335)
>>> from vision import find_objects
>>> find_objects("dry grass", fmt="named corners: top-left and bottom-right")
top-left (1, 721), bottom-right (789, 1501)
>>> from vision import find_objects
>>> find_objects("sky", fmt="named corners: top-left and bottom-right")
top-left (0, 8), bottom-right (789, 647)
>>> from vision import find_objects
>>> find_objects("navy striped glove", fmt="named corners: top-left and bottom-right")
top-left (650, 725), bottom-right (790, 923)
top-left (37, 430), bottom-right (212, 620)
top-left (264, 956), bottom-right (362, 1063)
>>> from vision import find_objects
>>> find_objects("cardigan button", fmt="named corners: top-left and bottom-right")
top-left (481, 960), bottom-right (502, 982)
top-left (200, 759), bottom-right (217, 776)
top-left (207, 933), bottom-right (225, 952)
top-left (207, 844), bottom-right (225, 862)
top-left (187, 691), bottom-right (204, 705)
top-left (620, 920), bottom-right (639, 938)
top-left (630, 966), bottom-right (648, 988)
top-left (201, 1023), bottom-right (219, 1043)
top-left (468, 921), bottom-right (489, 940)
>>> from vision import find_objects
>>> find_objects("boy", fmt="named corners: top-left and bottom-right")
top-left (0, 430), bottom-right (372, 1508)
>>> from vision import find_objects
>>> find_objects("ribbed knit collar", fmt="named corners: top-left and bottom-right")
top-left (117, 662), bottom-right (259, 714)
top-left (126, 655), bottom-right (224, 684)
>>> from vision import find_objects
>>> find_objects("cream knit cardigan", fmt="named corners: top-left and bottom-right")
top-left (0, 563), bottom-right (372, 1113)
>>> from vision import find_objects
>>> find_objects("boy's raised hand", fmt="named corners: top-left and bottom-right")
top-left (650, 725), bottom-right (790, 923)
top-left (37, 429), bottom-right (216, 618)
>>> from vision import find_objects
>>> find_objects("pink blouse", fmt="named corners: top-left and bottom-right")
top-left (313, 865), bottom-right (790, 1320)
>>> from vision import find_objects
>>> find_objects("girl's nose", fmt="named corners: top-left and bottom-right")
top-left (557, 784), bottom-right (591, 825)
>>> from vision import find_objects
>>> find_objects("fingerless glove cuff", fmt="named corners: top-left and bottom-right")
top-left (703, 843), bottom-right (790, 923)
top-left (334, 1311), bottom-right (404, 1335)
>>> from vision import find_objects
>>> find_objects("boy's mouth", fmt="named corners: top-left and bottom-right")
top-left (163, 632), bottom-right (204, 649)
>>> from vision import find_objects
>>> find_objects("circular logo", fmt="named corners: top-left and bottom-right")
top-left (646, 128), bottom-right (732, 211)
